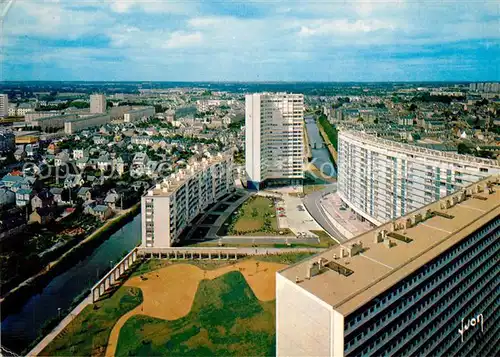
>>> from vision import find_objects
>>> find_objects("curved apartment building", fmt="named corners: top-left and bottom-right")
top-left (337, 131), bottom-right (500, 225)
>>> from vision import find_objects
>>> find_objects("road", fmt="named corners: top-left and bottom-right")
top-left (302, 183), bottom-right (348, 243)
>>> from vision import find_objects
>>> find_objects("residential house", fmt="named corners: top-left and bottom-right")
top-left (50, 187), bottom-right (65, 205)
top-left (1, 174), bottom-right (24, 189)
top-left (73, 149), bottom-right (88, 160)
top-left (104, 190), bottom-right (120, 210)
top-left (54, 151), bottom-right (71, 167)
top-left (93, 135), bottom-right (109, 145)
top-left (76, 157), bottom-right (89, 170)
top-left (89, 204), bottom-right (112, 221)
top-left (64, 174), bottom-right (84, 189)
top-left (77, 187), bottom-right (92, 202)
top-left (97, 154), bottom-right (112, 172)
top-left (131, 152), bottom-right (149, 177)
top-left (114, 157), bottom-right (127, 176)
top-left (14, 148), bottom-right (25, 161)
top-left (29, 207), bottom-right (55, 225)
top-left (31, 190), bottom-right (54, 210)
top-left (131, 136), bottom-right (152, 146)
top-left (0, 187), bottom-right (15, 207)
top-left (16, 188), bottom-right (33, 207)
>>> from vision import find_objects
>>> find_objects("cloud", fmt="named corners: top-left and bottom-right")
top-left (163, 31), bottom-right (203, 48)
top-left (106, 0), bottom-right (197, 15)
top-left (298, 19), bottom-right (396, 37)
top-left (2, 0), bottom-right (499, 81)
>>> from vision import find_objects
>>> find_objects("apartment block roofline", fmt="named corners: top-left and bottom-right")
top-left (341, 130), bottom-right (499, 167)
top-left (145, 151), bottom-right (233, 197)
top-left (279, 174), bottom-right (500, 315)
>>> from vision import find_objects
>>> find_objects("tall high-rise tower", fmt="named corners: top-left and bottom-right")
top-left (90, 94), bottom-right (106, 114)
top-left (245, 92), bottom-right (304, 190)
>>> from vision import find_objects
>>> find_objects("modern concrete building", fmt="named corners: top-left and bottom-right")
top-left (34, 114), bottom-right (78, 131)
top-left (123, 107), bottom-right (155, 123)
top-left (277, 175), bottom-right (500, 357)
top-left (64, 114), bottom-right (111, 134)
top-left (141, 153), bottom-right (234, 248)
top-left (25, 111), bottom-right (63, 124)
top-left (90, 94), bottom-right (106, 114)
top-left (245, 93), bottom-right (304, 190)
top-left (338, 131), bottom-right (500, 226)
top-left (0, 94), bottom-right (8, 118)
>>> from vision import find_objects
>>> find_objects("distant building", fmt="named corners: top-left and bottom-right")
top-left (245, 92), bottom-right (304, 190)
top-left (64, 114), bottom-right (111, 134)
top-left (123, 107), bottom-right (155, 123)
top-left (0, 94), bottom-right (8, 118)
top-left (90, 94), bottom-right (106, 114)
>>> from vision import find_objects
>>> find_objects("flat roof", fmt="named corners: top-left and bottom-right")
top-left (145, 153), bottom-right (231, 198)
top-left (279, 175), bottom-right (500, 316)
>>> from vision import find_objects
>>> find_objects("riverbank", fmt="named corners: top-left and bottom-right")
top-left (0, 203), bottom-right (141, 320)
top-left (303, 122), bottom-right (312, 160)
top-left (318, 124), bottom-right (339, 165)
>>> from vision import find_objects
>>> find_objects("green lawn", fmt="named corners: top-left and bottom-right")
top-left (310, 230), bottom-right (339, 247)
top-left (253, 252), bottom-right (316, 265)
top-left (40, 287), bottom-right (143, 357)
top-left (227, 196), bottom-right (290, 236)
top-left (116, 271), bottom-right (276, 357)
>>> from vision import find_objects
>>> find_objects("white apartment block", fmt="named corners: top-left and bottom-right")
top-left (90, 94), bottom-right (106, 114)
top-left (123, 107), bottom-right (155, 123)
top-left (141, 153), bottom-right (235, 247)
top-left (338, 131), bottom-right (500, 226)
top-left (0, 94), bottom-right (8, 118)
top-left (245, 93), bottom-right (304, 190)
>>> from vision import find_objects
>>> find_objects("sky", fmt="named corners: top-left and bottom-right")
top-left (1, 0), bottom-right (499, 82)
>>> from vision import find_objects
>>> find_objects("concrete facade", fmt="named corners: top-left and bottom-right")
top-left (338, 130), bottom-right (500, 225)
top-left (277, 175), bottom-right (500, 357)
top-left (245, 93), bottom-right (304, 190)
top-left (141, 153), bottom-right (235, 248)
top-left (123, 107), bottom-right (155, 123)
top-left (90, 94), bottom-right (106, 114)
top-left (0, 94), bottom-right (8, 118)
top-left (64, 114), bottom-right (111, 134)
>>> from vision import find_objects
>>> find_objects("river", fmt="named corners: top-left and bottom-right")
top-left (305, 116), bottom-right (337, 178)
top-left (1, 213), bottom-right (142, 353)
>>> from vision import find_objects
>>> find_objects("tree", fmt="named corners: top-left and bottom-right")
top-left (457, 142), bottom-right (472, 155)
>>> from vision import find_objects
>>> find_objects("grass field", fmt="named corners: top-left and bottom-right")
top-left (115, 271), bottom-right (276, 357)
top-left (253, 252), bottom-right (317, 264)
top-left (229, 196), bottom-right (280, 235)
top-left (39, 286), bottom-right (142, 357)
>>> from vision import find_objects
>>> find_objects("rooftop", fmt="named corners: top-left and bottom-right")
top-left (145, 152), bottom-right (232, 198)
top-left (279, 175), bottom-right (500, 316)
top-left (340, 130), bottom-right (499, 167)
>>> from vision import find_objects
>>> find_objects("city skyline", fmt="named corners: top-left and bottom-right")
top-left (2, 0), bottom-right (499, 82)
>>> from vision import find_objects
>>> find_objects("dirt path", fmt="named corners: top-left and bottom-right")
top-left (105, 260), bottom-right (285, 357)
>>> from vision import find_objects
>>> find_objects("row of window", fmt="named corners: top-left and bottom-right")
top-left (345, 218), bottom-right (499, 334)
top-left (345, 237), bottom-right (498, 354)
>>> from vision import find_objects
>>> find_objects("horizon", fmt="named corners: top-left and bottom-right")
top-left (1, 0), bottom-right (499, 82)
